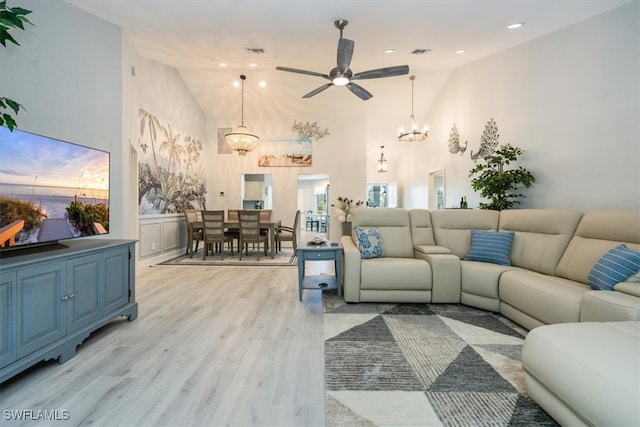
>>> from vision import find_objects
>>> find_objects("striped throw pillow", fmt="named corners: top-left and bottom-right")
top-left (588, 245), bottom-right (640, 291)
top-left (465, 230), bottom-right (515, 266)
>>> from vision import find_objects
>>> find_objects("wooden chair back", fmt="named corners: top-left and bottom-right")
top-left (259, 209), bottom-right (272, 221)
top-left (201, 210), bottom-right (226, 242)
top-left (238, 210), bottom-right (262, 244)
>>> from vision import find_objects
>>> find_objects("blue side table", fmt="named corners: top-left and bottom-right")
top-left (296, 241), bottom-right (343, 301)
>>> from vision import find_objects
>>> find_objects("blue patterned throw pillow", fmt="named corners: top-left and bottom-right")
top-left (588, 245), bottom-right (640, 291)
top-left (353, 226), bottom-right (384, 259)
top-left (465, 230), bottom-right (515, 266)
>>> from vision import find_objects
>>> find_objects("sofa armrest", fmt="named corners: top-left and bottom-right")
top-left (614, 282), bottom-right (640, 297)
top-left (425, 254), bottom-right (461, 303)
top-left (341, 235), bottom-right (362, 302)
top-left (414, 244), bottom-right (451, 257)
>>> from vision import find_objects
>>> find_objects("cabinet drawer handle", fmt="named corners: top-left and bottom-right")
top-left (69, 293), bottom-right (75, 299)
top-left (61, 295), bottom-right (69, 301)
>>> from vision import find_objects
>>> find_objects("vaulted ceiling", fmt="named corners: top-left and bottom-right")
top-left (66, 0), bottom-right (631, 118)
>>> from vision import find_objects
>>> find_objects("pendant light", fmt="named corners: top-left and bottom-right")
top-left (377, 145), bottom-right (388, 173)
top-left (398, 75), bottom-right (428, 143)
top-left (225, 75), bottom-right (260, 156)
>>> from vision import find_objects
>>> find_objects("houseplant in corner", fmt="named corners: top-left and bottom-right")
top-left (468, 143), bottom-right (535, 210)
top-left (332, 196), bottom-right (363, 235)
top-left (0, 1), bottom-right (33, 131)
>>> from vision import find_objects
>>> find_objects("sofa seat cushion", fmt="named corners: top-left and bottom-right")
top-left (499, 270), bottom-right (589, 325)
top-left (580, 290), bottom-right (640, 321)
top-left (361, 257), bottom-right (431, 291)
top-left (522, 321), bottom-right (640, 427)
top-left (461, 260), bottom-right (517, 299)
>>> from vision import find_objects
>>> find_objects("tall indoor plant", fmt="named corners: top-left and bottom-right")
top-left (1, 1), bottom-right (33, 131)
top-left (468, 143), bottom-right (535, 210)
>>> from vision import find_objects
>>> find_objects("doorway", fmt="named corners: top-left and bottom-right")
top-left (241, 173), bottom-right (272, 209)
top-left (297, 174), bottom-right (330, 238)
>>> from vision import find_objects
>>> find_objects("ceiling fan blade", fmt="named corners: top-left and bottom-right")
top-left (346, 82), bottom-right (373, 101)
top-left (302, 83), bottom-right (333, 98)
top-left (352, 65), bottom-right (410, 80)
top-left (337, 38), bottom-right (354, 72)
top-left (276, 66), bottom-right (330, 80)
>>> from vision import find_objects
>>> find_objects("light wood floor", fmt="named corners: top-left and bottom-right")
top-left (0, 257), bottom-right (334, 426)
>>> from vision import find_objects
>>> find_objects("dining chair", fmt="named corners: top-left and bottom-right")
top-left (276, 210), bottom-right (300, 255)
top-left (259, 209), bottom-right (272, 221)
top-left (306, 210), bottom-right (319, 231)
top-left (226, 209), bottom-right (240, 248)
top-left (238, 209), bottom-right (268, 260)
top-left (184, 208), bottom-right (203, 258)
top-left (201, 210), bottom-right (234, 260)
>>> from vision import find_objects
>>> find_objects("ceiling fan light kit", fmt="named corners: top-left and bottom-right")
top-left (398, 75), bottom-right (429, 143)
top-left (225, 74), bottom-right (260, 156)
top-left (276, 19), bottom-right (409, 100)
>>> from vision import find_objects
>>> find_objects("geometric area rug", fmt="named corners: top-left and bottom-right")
top-left (323, 291), bottom-right (558, 426)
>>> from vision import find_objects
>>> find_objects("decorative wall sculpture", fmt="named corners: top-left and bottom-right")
top-left (470, 118), bottom-right (500, 162)
top-left (292, 120), bottom-right (330, 140)
top-left (138, 109), bottom-right (207, 214)
top-left (448, 123), bottom-right (468, 156)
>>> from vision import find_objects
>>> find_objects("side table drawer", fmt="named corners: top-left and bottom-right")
top-left (307, 250), bottom-right (336, 260)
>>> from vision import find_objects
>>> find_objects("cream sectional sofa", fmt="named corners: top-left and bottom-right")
top-left (341, 208), bottom-right (640, 426)
top-left (342, 208), bottom-right (640, 326)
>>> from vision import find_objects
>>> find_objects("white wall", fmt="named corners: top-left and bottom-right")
top-left (122, 47), bottom-right (208, 261)
top-left (1, 0), bottom-right (126, 236)
top-left (205, 87), bottom-right (367, 241)
top-left (407, 1), bottom-right (639, 211)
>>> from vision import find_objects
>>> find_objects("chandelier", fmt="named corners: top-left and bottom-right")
top-left (225, 75), bottom-right (260, 156)
top-left (377, 145), bottom-right (388, 173)
top-left (398, 75), bottom-right (428, 143)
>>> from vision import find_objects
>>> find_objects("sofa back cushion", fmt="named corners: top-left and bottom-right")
top-left (351, 208), bottom-right (414, 258)
top-left (409, 209), bottom-right (436, 246)
top-left (556, 211), bottom-right (640, 284)
top-left (431, 210), bottom-right (500, 258)
top-left (498, 209), bottom-right (583, 275)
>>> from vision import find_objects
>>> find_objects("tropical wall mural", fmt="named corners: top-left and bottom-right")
top-left (138, 109), bottom-right (206, 214)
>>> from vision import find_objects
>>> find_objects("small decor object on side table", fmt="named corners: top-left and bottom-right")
top-left (332, 196), bottom-right (363, 236)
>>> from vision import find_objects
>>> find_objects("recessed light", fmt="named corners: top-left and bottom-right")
top-left (259, 81), bottom-right (267, 88)
top-left (249, 63), bottom-right (257, 67)
top-left (384, 48), bottom-right (395, 54)
top-left (507, 22), bottom-right (524, 29)
top-left (219, 63), bottom-right (228, 67)
top-left (232, 80), bottom-right (240, 88)
top-left (456, 49), bottom-right (467, 54)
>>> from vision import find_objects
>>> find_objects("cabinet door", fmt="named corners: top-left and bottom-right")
top-left (0, 271), bottom-right (17, 368)
top-left (103, 246), bottom-right (130, 314)
top-left (67, 253), bottom-right (102, 332)
top-left (17, 263), bottom-right (66, 358)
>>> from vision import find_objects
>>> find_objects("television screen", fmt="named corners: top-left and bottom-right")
top-left (0, 126), bottom-right (110, 252)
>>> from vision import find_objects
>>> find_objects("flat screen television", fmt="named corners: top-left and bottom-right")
top-left (0, 126), bottom-right (110, 255)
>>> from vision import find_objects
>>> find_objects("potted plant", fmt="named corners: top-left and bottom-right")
top-left (1, 1), bottom-right (33, 131)
top-left (468, 143), bottom-right (535, 210)
top-left (332, 196), bottom-right (363, 235)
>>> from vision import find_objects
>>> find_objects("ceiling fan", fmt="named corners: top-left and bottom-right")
top-left (276, 19), bottom-right (409, 100)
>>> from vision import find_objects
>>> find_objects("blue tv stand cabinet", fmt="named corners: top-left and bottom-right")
top-left (0, 239), bottom-right (138, 383)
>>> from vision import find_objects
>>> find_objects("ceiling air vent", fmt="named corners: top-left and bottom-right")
top-left (246, 48), bottom-right (265, 54)
top-left (411, 48), bottom-right (432, 55)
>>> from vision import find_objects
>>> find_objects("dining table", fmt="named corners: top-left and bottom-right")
top-left (190, 218), bottom-right (281, 259)
top-left (224, 219), bottom-right (281, 259)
